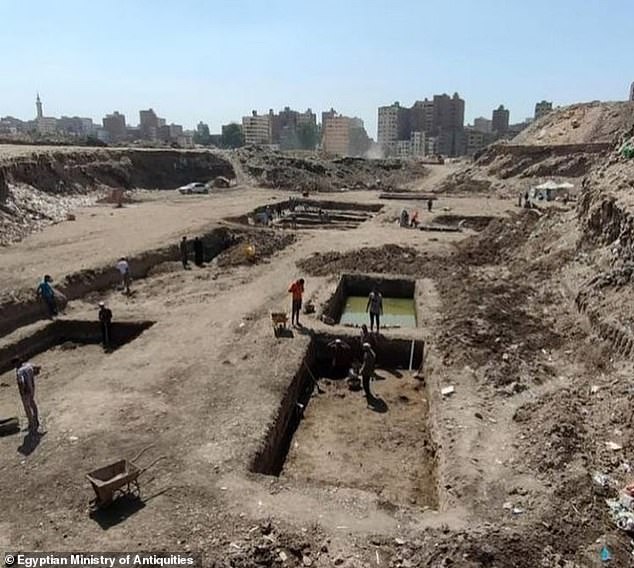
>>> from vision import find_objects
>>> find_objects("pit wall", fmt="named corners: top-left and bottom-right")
top-left (225, 199), bottom-right (382, 226)
top-left (0, 227), bottom-right (234, 338)
top-left (0, 147), bottom-right (235, 199)
top-left (0, 319), bottom-right (154, 374)
top-left (323, 274), bottom-right (416, 324)
top-left (250, 334), bottom-right (424, 476)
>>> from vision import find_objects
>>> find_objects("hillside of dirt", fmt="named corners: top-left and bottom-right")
top-left (237, 147), bottom-right (428, 192)
top-left (436, 101), bottom-right (634, 197)
top-left (0, 146), bottom-right (235, 244)
top-left (513, 101), bottom-right (634, 146)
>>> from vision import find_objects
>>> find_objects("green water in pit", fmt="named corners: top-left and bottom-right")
top-left (339, 296), bottom-right (416, 328)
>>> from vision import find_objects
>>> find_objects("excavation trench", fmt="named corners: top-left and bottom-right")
top-left (226, 199), bottom-right (383, 231)
top-left (323, 274), bottom-right (417, 329)
top-left (251, 333), bottom-right (437, 508)
top-left (0, 227), bottom-right (238, 339)
top-left (0, 319), bottom-right (154, 374)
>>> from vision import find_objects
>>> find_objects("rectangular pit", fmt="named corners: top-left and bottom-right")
top-left (250, 334), bottom-right (437, 508)
top-left (0, 319), bottom-right (154, 374)
top-left (226, 199), bottom-right (383, 231)
top-left (324, 274), bottom-right (417, 329)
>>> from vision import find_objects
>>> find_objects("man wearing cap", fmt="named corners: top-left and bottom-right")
top-left (360, 342), bottom-right (376, 401)
top-left (98, 302), bottom-right (113, 349)
top-left (13, 358), bottom-right (40, 433)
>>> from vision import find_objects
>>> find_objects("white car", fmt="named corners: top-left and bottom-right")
top-left (178, 182), bottom-right (209, 195)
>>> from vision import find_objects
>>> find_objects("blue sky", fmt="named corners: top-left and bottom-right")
top-left (1, 0), bottom-right (632, 137)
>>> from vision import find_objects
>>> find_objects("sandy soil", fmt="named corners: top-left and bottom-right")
top-left (1, 159), bottom-right (629, 566)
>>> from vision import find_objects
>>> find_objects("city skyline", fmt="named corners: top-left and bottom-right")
top-left (2, 0), bottom-right (633, 137)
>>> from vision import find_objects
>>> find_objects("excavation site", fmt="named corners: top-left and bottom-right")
top-left (1, 101), bottom-right (634, 567)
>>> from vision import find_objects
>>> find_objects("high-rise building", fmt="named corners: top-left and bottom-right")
top-left (103, 111), bottom-right (127, 142)
top-left (322, 114), bottom-right (350, 155)
top-left (492, 105), bottom-right (510, 135)
top-left (139, 109), bottom-right (160, 140)
top-left (432, 93), bottom-right (465, 135)
top-left (298, 108), bottom-right (317, 126)
top-left (377, 93), bottom-right (465, 156)
top-left (473, 117), bottom-right (492, 133)
top-left (377, 103), bottom-right (401, 148)
top-left (534, 100), bottom-right (553, 120)
top-left (629, 82), bottom-right (634, 102)
top-left (242, 111), bottom-right (273, 145)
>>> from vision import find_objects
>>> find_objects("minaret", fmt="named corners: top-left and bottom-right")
top-left (36, 93), bottom-right (43, 119)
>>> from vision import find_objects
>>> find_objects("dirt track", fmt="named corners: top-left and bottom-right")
top-left (0, 155), bottom-right (632, 566)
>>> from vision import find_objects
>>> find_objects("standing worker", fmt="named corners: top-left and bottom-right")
top-left (36, 275), bottom-right (57, 318)
top-left (115, 257), bottom-right (132, 295)
top-left (180, 236), bottom-right (190, 269)
top-left (360, 343), bottom-right (376, 402)
top-left (98, 302), bottom-right (113, 349)
top-left (12, 358), bottom-right (40, 433)
top-left (193, 237), bottom-right (204, 267)
top-left (366, 287), bottom-right (383, 333)
top-left (288, 278), bottom-right (305, 327)
top-left (427, 198), bottom-right (433, 213)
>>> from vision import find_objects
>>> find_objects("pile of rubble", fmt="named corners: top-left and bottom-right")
top-left (237, 147), bottom-right (428, 192)
top-left (0, 183), bottom-right (100, 245)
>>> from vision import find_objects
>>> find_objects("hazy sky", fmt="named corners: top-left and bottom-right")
top-left (2, 0), bottom-right (632, 137)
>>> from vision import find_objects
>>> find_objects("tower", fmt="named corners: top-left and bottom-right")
top-left (36, 93), bottom-right (43, 119)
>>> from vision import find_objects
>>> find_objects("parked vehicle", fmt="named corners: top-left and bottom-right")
top-left (178, 182), bottom-right (208, 195)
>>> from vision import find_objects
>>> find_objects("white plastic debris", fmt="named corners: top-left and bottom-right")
top-left (606, 441), bottom-right (623, 451)
top-left (441, 386), bottom-right (455, 397)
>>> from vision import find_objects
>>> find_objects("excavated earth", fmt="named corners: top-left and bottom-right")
top-left (0, 133), bottom-right (634, 567)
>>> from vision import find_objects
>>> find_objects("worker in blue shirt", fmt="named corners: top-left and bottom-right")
top-left (36, 274), bottom-right (58, 318)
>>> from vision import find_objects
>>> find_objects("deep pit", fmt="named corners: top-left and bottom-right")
top-left (250, 334), bottom-right (437, 508)
top-left (225, 199), bottom-right (383, 231)
top-left (324, 274), bottom-right (417, 329)
top-left (0, 319), bottom-right (154, 374)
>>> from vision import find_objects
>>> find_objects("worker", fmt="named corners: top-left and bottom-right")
top-left (36, 274), bottom-right (57, 318)
top-left (288, 278), bottom-right (305, 327)
top-left (427, 198), bottom-right (433, 213)
top-left (360, 324), bottom-right (372, 346)
top-left (180, 236), bottom-right (190, 269)
top-left (366, 287), bottom-right (383, 333)
top-left (360, 343), bottom-right (376, 401)
top-left (399, 209), bottom-right (409, 227)
top-left (115, 257), bottom-right (131, 295)
top-left (410, 210), bottom-right (420, 228)
top-left (327, 338), bottom-right (352, 377)
top-left (98, 302), bottom-right (113, 349)
top-left (194, 237), bottom-right (204, 267)
top-left (518, 192), bottom-right (523, 208)
top-left (524, 191), bottom-right (530, 209)
top-left (13, 358), bottom-right (40, 433)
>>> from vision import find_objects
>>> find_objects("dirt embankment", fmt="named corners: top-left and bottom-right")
top-left (436, 101), bottom-right (634, 197)
top-left (237, 147), bottom-right (428, 192)
top-left (0, 146), bottom-right (235, 244)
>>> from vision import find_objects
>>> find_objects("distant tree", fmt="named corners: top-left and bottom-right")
top-left (193, 122), bottom-right (212, 145)
top-left (297, 122), bottom-right (319, 150)
top-left (220, 123), bottom-right (244, 149)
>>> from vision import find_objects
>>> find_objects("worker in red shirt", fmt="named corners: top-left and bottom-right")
top-left (288, 278), bottom-right (305, 327)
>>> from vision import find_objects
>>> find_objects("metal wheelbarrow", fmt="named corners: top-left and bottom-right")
top-left (86, 446), bottom-right (165, 509)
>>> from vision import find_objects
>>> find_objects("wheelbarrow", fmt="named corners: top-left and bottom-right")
top-left (86, 446), bottom-right (165, 509)
top-left (271, 312), bottom-right (289, 336)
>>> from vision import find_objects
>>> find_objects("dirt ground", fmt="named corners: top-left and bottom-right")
top-left (0, 157), bottom-right (632, 567)
top-left (282, 369), bottom-right (437, 509)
